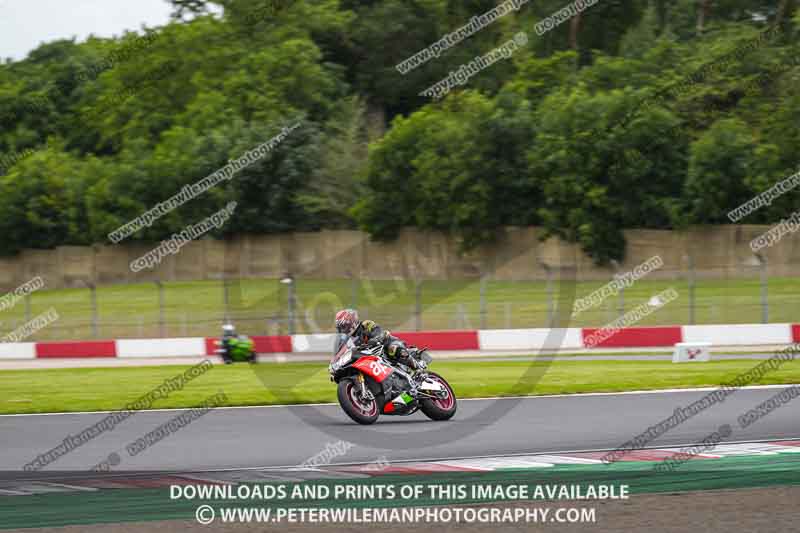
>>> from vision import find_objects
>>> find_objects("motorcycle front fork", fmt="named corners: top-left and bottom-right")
top-left (357, 373), bottom-right (375, 401)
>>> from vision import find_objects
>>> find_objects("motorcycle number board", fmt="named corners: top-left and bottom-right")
top-left (353, 356), bottom-right (394, 382)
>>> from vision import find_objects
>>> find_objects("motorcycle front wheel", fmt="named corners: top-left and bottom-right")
top-left (419, 372), bottom-right (457, 421)
top-left (337, 378), bottom-right (380, 425)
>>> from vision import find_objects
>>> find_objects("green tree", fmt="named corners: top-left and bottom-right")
top-left (683, 118), bottom-right (758, 223)
top-left (530, 87), bottom-right (686, 264)
top-left (296, 96), bottom-right (369, 228)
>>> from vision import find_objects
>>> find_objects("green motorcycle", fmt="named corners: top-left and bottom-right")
top-left (215, 335), bottom-right (256, 364)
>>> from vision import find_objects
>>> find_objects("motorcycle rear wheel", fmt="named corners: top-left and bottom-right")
top-left (337, 378), bottom-right (380, 425)
top-left (419, 372), bottom-right (457, 421)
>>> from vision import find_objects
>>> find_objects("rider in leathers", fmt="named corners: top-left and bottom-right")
top-left (334, 309), bottom-right (421, 372)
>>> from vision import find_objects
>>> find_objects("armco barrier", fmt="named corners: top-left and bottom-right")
top-left (478, 328), bottom-right (583, 351)
top-left (118, 338), bottom-right (206, 358)
top-left (292, 334), bottom-right (337, 353)
top-left (2, 324), bottom-right (798, 360)
top-left (582, 326), bottom-right (683, 348)
top-left (394, 330), bottom-right (480, 351)
top-left (682, 323), bottom-right (792, 346)
top-left (35, 340), bottom-right (116, 358)
top-left (0, 342), bottom-right (36, 360)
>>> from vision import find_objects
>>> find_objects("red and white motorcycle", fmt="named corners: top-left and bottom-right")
top-left (328, 334), bottom-right (457, 425)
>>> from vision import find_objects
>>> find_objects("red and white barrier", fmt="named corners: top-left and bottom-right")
top-left (479, 328), bottom-right (583, 351)
top-left (36, 341), bottom-right (116, 359)
top-left (394, 330), bottom-right (480, 351)
top-left (0, 342), bottom-right (36, 360)
top-left (292, 334), bottom-right (337, 353)
top-left (1, 323), bottom-right (797, 359)
top-left (582, 326), bottom-right (683, 348)
top-left (683, 324), bottom-right (792, 346)
top-left (117, 338), bottom-right (207, 358)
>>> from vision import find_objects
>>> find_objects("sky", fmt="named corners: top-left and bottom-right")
top-left (0, 0), bottom-right (174, 62)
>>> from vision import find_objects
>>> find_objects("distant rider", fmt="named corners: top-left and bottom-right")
top-left (220, 323), bottom-right (237, 364)
top-left (334, 309), bottom-right (422, 373)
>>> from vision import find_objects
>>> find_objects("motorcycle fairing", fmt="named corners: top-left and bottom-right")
top-left (419, 379), bottom-right (444, 392)
top-left (352, 356), bottom-right (395, 383)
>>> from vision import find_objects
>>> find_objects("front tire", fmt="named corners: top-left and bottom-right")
top-left (419, 372), bottom-right (457, 421)
top-left (337, 378), bottom-right (379, 425)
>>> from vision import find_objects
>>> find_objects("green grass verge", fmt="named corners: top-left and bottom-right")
top-left (1, 359), bottom-right (799, 415)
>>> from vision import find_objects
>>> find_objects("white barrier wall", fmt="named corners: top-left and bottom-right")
top-left (116, 338), bottom-right (206, 358)
top-left (292, 334), bottom-right (338, 353)
top-left (478, 328), bottom-right (584, 351)
top-left (682, 324), bottom-right (791, 346)
top-left (0, 343), bottom-right (36, 359)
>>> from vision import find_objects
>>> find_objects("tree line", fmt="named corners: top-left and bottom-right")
top-left (0, 0), bottom-right (797, 264)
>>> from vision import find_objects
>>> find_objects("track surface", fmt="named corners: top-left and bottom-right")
top-left (1, 386), bottom-right (799, 474)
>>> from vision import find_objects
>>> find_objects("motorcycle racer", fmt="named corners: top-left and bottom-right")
top-left (329, 310), bottom-right (456, 425)
top-left (218, 323), bottom-right (256, 364)
top-left (334, 309), bottom-right (424, 373)
top-left (220, 323), bottom-right (237, 364)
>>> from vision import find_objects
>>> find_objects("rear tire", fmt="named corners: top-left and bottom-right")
top-left (337, 378), bottom-right (379, 425)
top-left (419, 372), bottom-right (457, 421)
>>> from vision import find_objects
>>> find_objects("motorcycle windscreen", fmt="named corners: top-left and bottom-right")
top-left (352, 356), bottom-right (395, 383)
top-left (332, 333), bottom-right (350, 355)
top-left (331, 333), bottom-right (352, 366)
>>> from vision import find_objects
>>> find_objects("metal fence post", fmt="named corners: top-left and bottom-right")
top-left (25, 292), bottom-right (31, 323)
top-left (686, 255), bottom-right (696, 325)
top-left (350, 273), bottom-right (359, 309)
top-left (610, 260), bottom-right (624, 319)
top-left (279, 274), bottom-right (295, 335)
top-left (222, 278), bottom-right (230, 323)
top-left (479, 274), bottom-right (488, 330)
top-left (155, 280), bottom-right (165, 337)
top-left (89, 283), bottom-right (98, 338)
top-left (538, 260), bottom-right (554, 327)
top-left (288, 281), bottom-right (295, 335)
top-left (414, 279), bottom-right (422, 331)
top-left (288, 278), bottom-right (296, 335)
top-left (757, 253), bottom-right (768, 324)
top-left (545, 268), bottom-right (555, 328)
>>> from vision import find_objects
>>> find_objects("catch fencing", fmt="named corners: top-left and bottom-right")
top-left (0, 262), bottom-right (791, 341)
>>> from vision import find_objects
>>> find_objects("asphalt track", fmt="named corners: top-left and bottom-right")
top-left (1, 386), bottom-right (799, 475)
